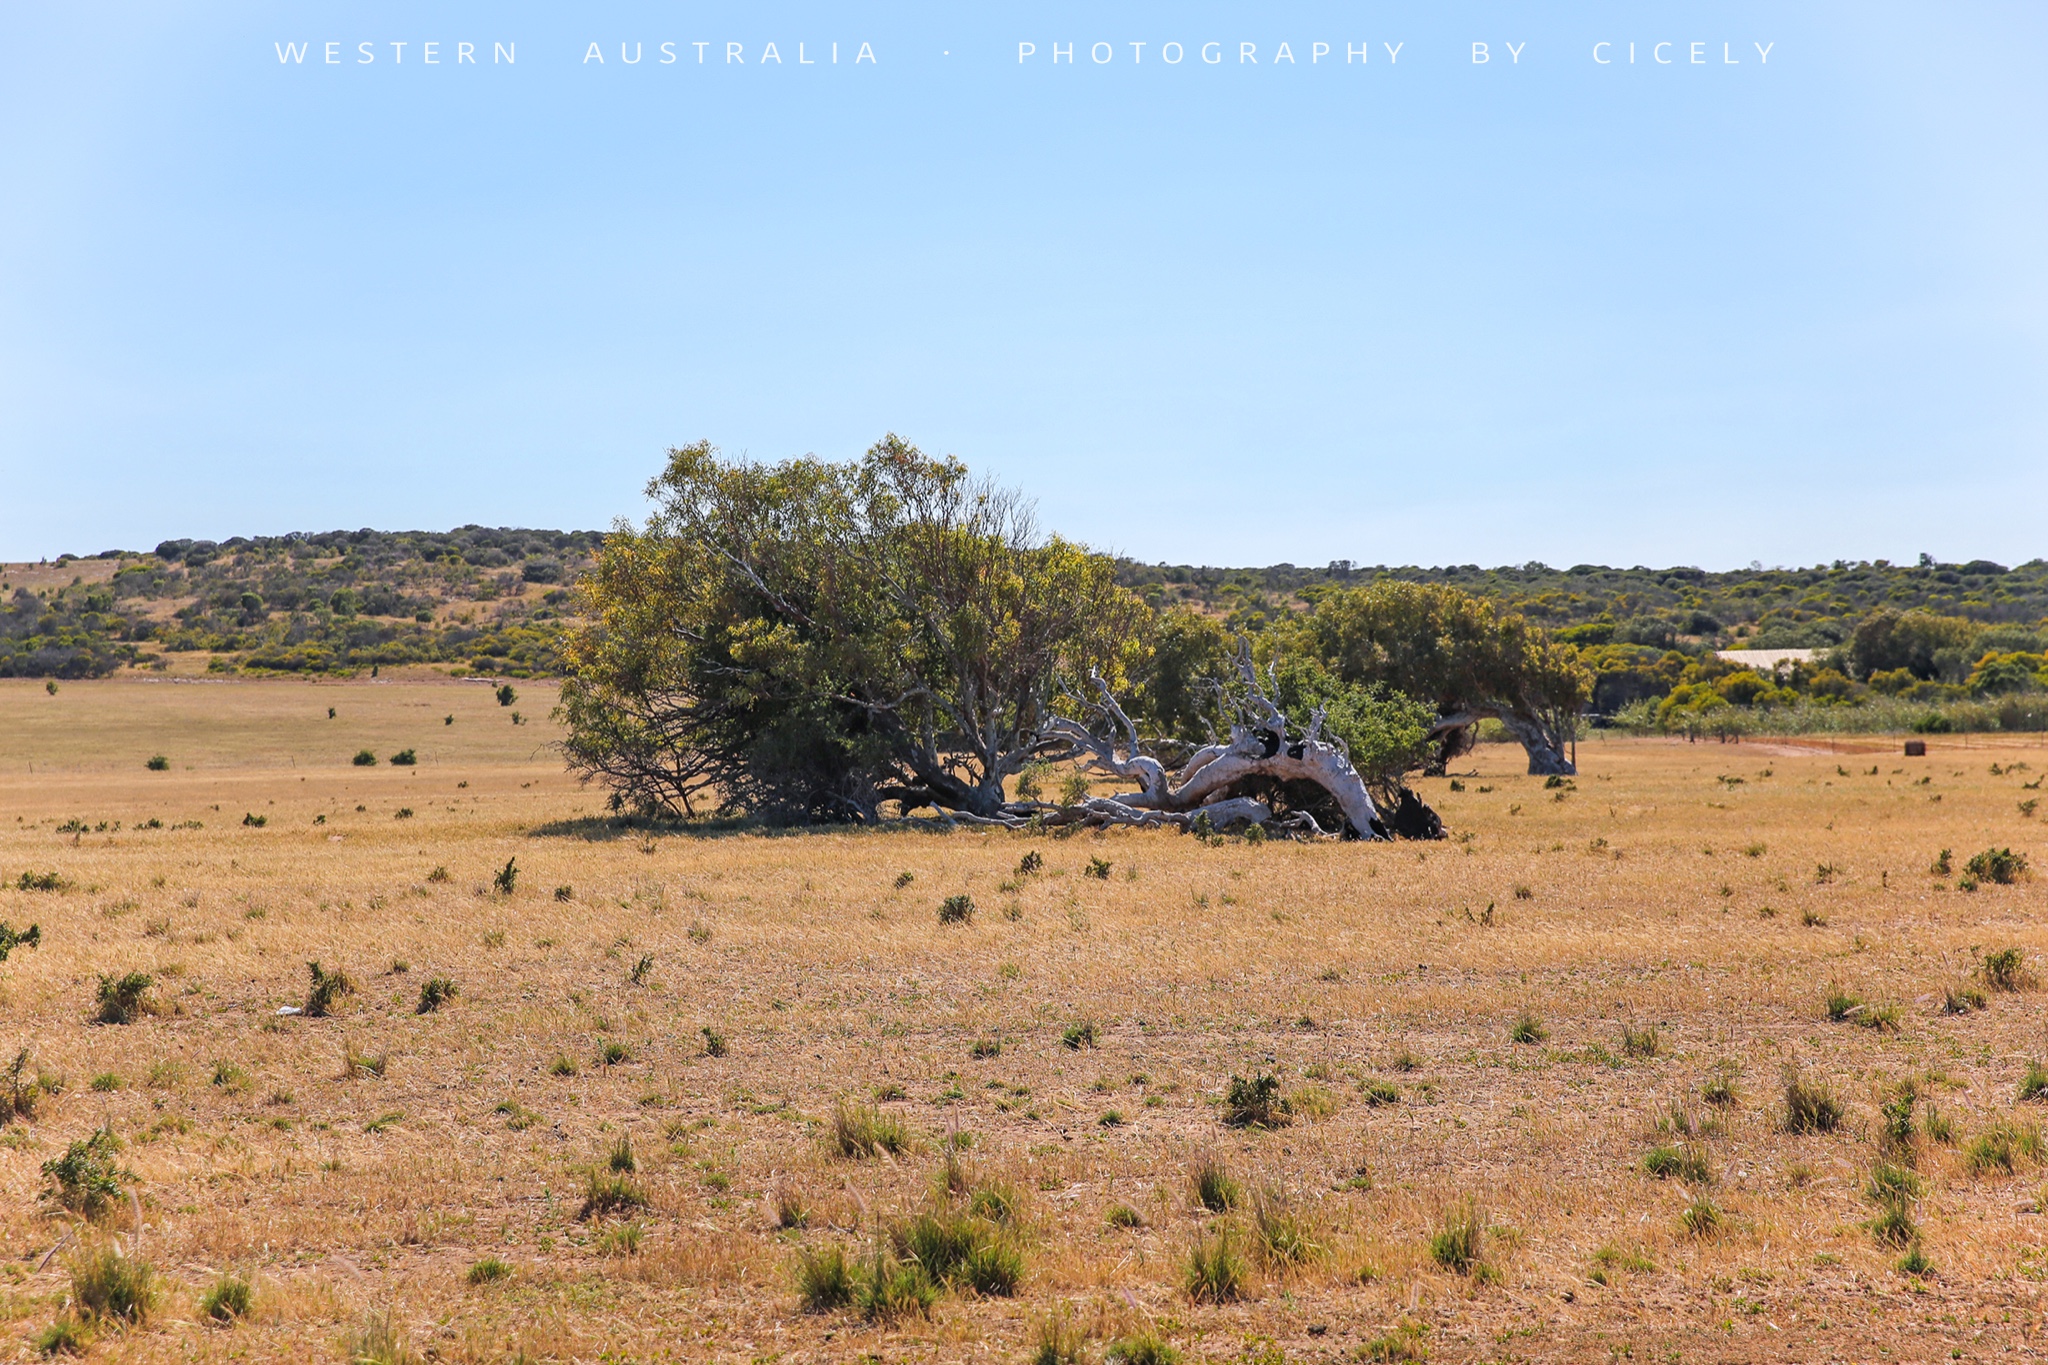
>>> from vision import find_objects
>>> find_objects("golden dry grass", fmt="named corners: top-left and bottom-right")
top-left (2, 676), bottom-right (2046, 1361)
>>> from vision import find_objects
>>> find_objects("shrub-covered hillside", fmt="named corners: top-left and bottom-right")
top-left (1, 527), bottom-right (598, 680)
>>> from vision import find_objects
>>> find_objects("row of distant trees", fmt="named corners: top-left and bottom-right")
top-left (558, 438), bottom-right (1591, 827)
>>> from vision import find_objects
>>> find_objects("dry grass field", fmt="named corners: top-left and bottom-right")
top-left (2, 677), bottom-right (2046, 1363)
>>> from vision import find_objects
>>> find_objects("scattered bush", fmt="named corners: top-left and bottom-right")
top-left (389, 749), bottom-right (416, 766)
top-left (67, 1243), bottom-right (156, 1325)
top-left (1509, 1013), bottom-right (1547, 1045)
top-left (1223, 1072), bottom-right (1291, 1129)
top-left (1017, 850), bottom-right (1043, 875)
top-left (1430, 1199), bottom-right (1485, 1274)
top-left (1964, 1120), bottom-right (2043, 1175)
top-left (830, 1101), bottom-right (912, 1159)
top-left (580, 1168), bottom-right (649, 1219)
top-left (1085, 857), bottom-right (1112, 880)
top-left (1061, 1021), bottom-right (1097, 1050)
top-left (1782, 1066), bottom-right (1845, 1134)
top-left (938, 894), bottom-right (974, 924)
top-left (2019, 1062), bottom-right (2048, 1104)
top-left (415, 977), bottom-right (458, 1013)
top-left (1249, 1187), bottom-right (1324, 1268)
top-left (41, 1128), bottom-right (125, 1218)
top-left (1192, 1156), bottom-right (1242, 1212)
top-left (94, 972), bottom-right (154, 1025)
top-left (1642, 1143), bottom-right (1712, 1185)
top-left (16, 871), bottom-right (64, 891)
top-left (493, 858), bottom-right (518, 894)
top-left (304, 961), bottom-right (355, 1017)
top-left (145, 755), bottom-right (169, 771)
top-left (465, 1257), bottom-right (512, 1286)
top-left (1966, 847), bottom-right (2028, 885)
top-left (795, 1245), bottom-right (854, 1312)
top-left (0, 921), bottom-right (41, 962)
top-left (1106, 1333), bottom-right (1182, 1365)
top-left (352, 750), bottom-right (377, 766)
top-left (1983, 948), bottom-right (2033, 991)
top-left (1184, 1225), bottom-right (1249, 1302)
top-left (496, 684), bottom-right (517, 706)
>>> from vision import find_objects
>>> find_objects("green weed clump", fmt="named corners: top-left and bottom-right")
top-left (67, 1243), bottom-right (157, 1325)
top-left (1192, 1156), bottom-right (1242, 1212)
top-left (1362, 1321), bottom-right (1430, 1361)
top-left (1509, 1013), bottom-right (1547, 1045)
top-left (1965, 1120), bottom-right (2045, 1175)
top-left (1027, 1309), bottom-right (1087, 1365)
top-left (1642, 1143), bottom-right (1712, 1185)
top-left (145, 755), bottom-right (169, 771)
top-left (1184, 1225), bottom-right (1249, 1302)
top-left (1106, 1332), bottom-right (1181, 1364)
top-left (890, 1205), bottom-right (1024, 1295)
top-left (465, 1257), bottom-right (512, 1286)
top-left (351, 749), bottom-right (377, 766)
top-left (1061, 1021), bottom-right (1098, 1050)
top-left (414, 977), bottom-right (458, 1013)
top-left (794, 1245), bottom-right (855, 1312)
top-left (938, 894), bottom-right (975, 924)
top-left (1223, 1071), bottom-right (1291, 1129)
top-left (830, 1101), bottom-right (912, 1159)
top-left (199, 1274), bottom-right (252, 1322)
top-left (579, 1168), bottom-right (648, 1220)
top-left (94, 972), bottom-right (154, 1025)
top-left (1966, 847), bottom-right (2028, 885)
top-left (42, 1128), bottom-right (124, 1218)
top-left (1249, 1187), bottom-right (1325, 1268)
top-left (1983, 947), bottom-right (2033, 991)
top-left (1782, 1066), bottom-right (1846, 1134)
top-left (2018, 1062), bottom-right (2048, 1104)
top-left (1430, 1200), bottom-right (1487, 1275)
top-left (303, 961), bottom-right (355, 1018)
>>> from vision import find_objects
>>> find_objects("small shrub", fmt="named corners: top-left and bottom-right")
top-left (1107, 1202), bottom-right (1145, 1228)
top-left (1192, 1156), bottom-right (1242, 1212)
top-left (211, 1061), bottom-right (248, 1093)
top-left (969, 1037), bottom-right (1001, 1059)
top-left (1106, 1333), bottom-right (1182, 1365)
top-left (42, 1128), bottom-right (124, 1218)
top-left (0, 921), bottom-right (40, 960)
top-left (1931, 848), bottom-right (1953, 875)
top-left (145, 755), bottom-right (169, 771)
top-left (1896, 1241), bottom-right (1934, 1276)
top-left (830, 1101), bottom-right (911, 1159)
top-left (426, 865), bottom-right (450, 883)
top-left (1966, 847), bottom-right (2028, 885)
top-left (938, 894), bottom-right (975, 924)
top-left (1965, 1121), bottom-right (2045, 1175)
top-left (1782, 1066), bottom-right (1845, 1134)
top-left (1029, 1310), bottom-right (1089, 1365)
top-left (415, 977), bottom-right (458, 1013)
top-left (1224, 1071), bottom-right (1291, 1129)
top-left (548, 1055), bottom-right (577, 1077)
top-left (89, 1073), bottom-right (119, 1093)
top-left (1250, 1187), bottom-right (1324, 1268)
top-left (304, 961), bottom-right (355, 1017)
top-left (496, 683), bottom-right (518, 706)
top-left (580, 1169), bottom-right (649, 1219)
top-left (2021, 1062), bottom-right (2048, 1104)
top-left (389, 749), bottom-right (417, 766)
top-left (1508, 1013), bottom-right (1547, 1045)
top-left (793, 1245), bottom-right (855, 1312)
top-left (598, 1040), bottom-right (630, 1066)
top-left (1620, 1024), bottom-right (1659, 1058)
top-left (1983, 947), bottom-right (2032, 991)
top-left (393, 807), bottom-right (413, 820)
top-left (701, 1026), bottom-right (728, 1057)
top-left (776, 1188), bottom-right (812, 1229)
top-left (1642, 1143), bottom-right (1712, 1185)
top-left (465, 1257), bottom-right (512, 1286)
top-left (1017, 850), bottom-right (1044, 875)
top-left (1824, 987), bottom-right (1862, 1022)
top-left (200, 1274), bottom-right (252, 1322)
top-left (1430, 1199), bottom-right (1485, 1274)
top-left (555, 884), bottom-right (574, 902)
top-left (1085, 857), bottom-right (1112, 880)
top-left (342, 1039), bottom-right (388, 1077)
top-left (352, 749), bottom-right (378, 766)
top-left (493, 858), bottom-right (518, 894)
top-left (1185, 1225), bottom-right (1249, 1303)
top-left (1061, 1021), bottom-right (1097, 1050)
top-left (17, 870), bottom-right (64, 891)
top-left (1943, 984), bottom-right (1988, 1014)
top-left (35, 1317), bottom-right (89, 1356)
top-left (1360, 1079), bottom-right (1401, 1107)
top-left (68, 1243), bottom-right (156, 1325)
top-left (1680, 1192), bottom-right (1722, 1238)
top-left (1362, 1321), bottom-right (1430, 1362)
top-left (629, 952), bottom-right (652, 983)
top-left (94, 971), bottom-right (154, 1025)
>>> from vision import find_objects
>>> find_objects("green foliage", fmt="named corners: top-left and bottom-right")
top-left (1429, 1199), bottom-right (1486, 1274)
top-left (67, 1244), bottom-right (156, 1325)
top-left (794, 1244), bottom-right (855, 1311)
top-left (1061, 1021), bottom-right (1097, 1050)
top-left (465, 1257), bottom-right (512, 1286)
top-left (1106, 1332), bottom-right (1182, 1364)
top-left (1192, 1157), bottom-right (1242, 1212)
top-left (1184, 1225), bottom-right (1249, 1302)
top-left (1029, 1310), bottom-right (1090, 1365)
top-left (144, 754), bottom-right (169, 770)
top-left (938, 894), bottom-right (974, 923)
top-left (1966, 847), bottom-right (2029, 885)
top-left (42, 1128), bottom-right (125, 1217)
top-left (352, 749), bottom-right (377, 766)
top-left (388, 749), bottom-right (416, 766)
top-left (830, 1101), bottom-right (912, 1159)
top-left (198, 1268), bottom-right (250, 1326)
top-left (303, 961), bottom-right (354, 1018)
top-left (579, 1168), bottom-right (648, 1219)
top-left (890, 1205), bottom-right (1023, 1295)
top-left (1782, 1066), bottom-right (1846, 1134)
top-left (1642, 1144), bottom-right (1712, 1184)
top-left (0, 921), bottom-right (41, 961)
top-left (1223, 1072), bottom-right (1291, 1129)
top-left (493, 857), bottom-right (518, 894)
top-left (496, 684), bottom-right (518, 706)
top-left (94, 971), bottom-right (153, 1025)
top-left (1509, 1013), bottom-right (1548, 1045)
top-left (557, 437), bottom-right (1148, 822)
top-left (35, 1316), bottom-right (89, 1355)
top-left (1965, 1120), bottom-right (2045, 1174)
top-left (415, 977), bottom-right (458, 1013)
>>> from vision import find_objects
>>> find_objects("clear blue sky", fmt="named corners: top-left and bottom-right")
top-left (3, 2), bottom-right (2043, 569)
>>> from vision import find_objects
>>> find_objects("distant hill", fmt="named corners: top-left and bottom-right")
top-left (4, 529), bottom-right (2044, 683)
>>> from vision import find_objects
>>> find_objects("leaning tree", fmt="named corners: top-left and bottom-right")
top-left (1277, 580), bottom-right (1592, 775)
top-left (557, 439), bottom-right (1446, 837)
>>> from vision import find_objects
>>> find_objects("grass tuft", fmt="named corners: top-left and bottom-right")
top-left (199, 1274), bottom-right (252, 1323)
top-left (1184, 1225), bottom-right (1249, 1302)
top-left (1782, 1066), bottom-right (1845, 1134)
top-left (1430, 1199), bottom-right (1486, 1274)
top-left (1223, 1071), bottom-right (1291, 1129)
top-left (830, 1100), bottom-right (912, 1159)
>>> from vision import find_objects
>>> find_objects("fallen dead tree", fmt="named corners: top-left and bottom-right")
top-left (917, 646), bottom-right (1442, 839)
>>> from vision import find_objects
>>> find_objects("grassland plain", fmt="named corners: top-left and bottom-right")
top-left (1, 678), bottom-right (2046, 1363)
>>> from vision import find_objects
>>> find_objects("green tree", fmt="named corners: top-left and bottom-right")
top-left (558, 437), bottom-right (1146, 822)
top-left (1847, 610), bottom-right (1979, 682)
top-left (1273, 580), bottom-right (1591, 774)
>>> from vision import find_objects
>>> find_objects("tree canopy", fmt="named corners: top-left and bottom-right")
top-left (557, 437), bottom-right (1145, 821)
